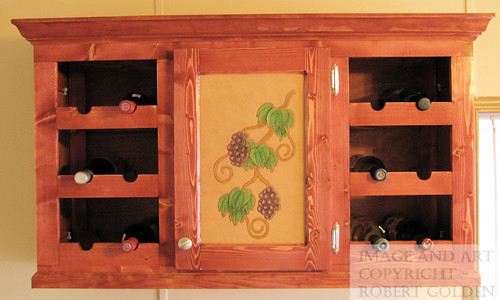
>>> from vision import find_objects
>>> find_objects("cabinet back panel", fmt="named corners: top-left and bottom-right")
top-left (350, 195), bottom-right (452, 240)
top-left (59, 60), bottom-right (157, 111)
top-left (350, 126), bottom-right (451, 174)
top-left (349, 57), bottom-right (451, 104)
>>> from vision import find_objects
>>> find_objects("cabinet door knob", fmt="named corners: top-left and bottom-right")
top-left (177, 237), bottom-right (193, 250)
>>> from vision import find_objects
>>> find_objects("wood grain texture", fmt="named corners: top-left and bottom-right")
top-left (350, 102), bottom-right (453, 126)
top-left (54, 243), bottom-right (159, 273)
top-left (350, 172), bottom-right (452, 196)
top-left (58, 175), bottom-right (159, 198)
top-left (13, 13), bottom-right (492, 288)
top-left (451, 57), bottom-right (476, 247)
top-left (175, 47), bottom-right (333, 271)
top-left (157, 58), bottom-right (175, 266)
top-left (350, 243), bottom-right (480, 287)
top-left (32, 266), bottom-right (350, 288)
top-left (199, 48), bottom-right (304, 74)
top-left (31, 40), bottom-right (473, 63)
top-left (34, 62), bottom-right (60, 266)
top-left (173, 48), bottom-right (201, 270)
top-left (12, 14), bottom-right (493, 44)
top-left (330, 56), bottom-right (350, 265)
top-left (56, 106), bottom-right (160, 129)
top-left (304, 47), bottom-right (332, 270)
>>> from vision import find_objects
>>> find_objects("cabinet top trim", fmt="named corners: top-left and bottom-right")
top-left (12, 13), bottom-right (494, 44)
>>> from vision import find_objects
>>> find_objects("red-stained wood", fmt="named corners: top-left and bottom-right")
top-left (330, 56), bottom-right (350, 265)
top-left (451, 57), bottom-right (476, 247)
top-left (350, 172), bottom-right (452, 196)
top-left (12, 14), bottom-right (493, 44)
top-left (54, 243), bottom-right (160, 273)
top-left (350, 102), bottom-right (453, 126)
top-left (56, 106), bottom-right (160, 129)
top-left (173, 48), bottom-right (201, 270)
top-left (174, 47), bottom-right (332, 271)
top-left (32, 266), bottom-right (351, 288)
top-left (12, 13), bottom-right (493, 289)
top-left (304, 47), bottom-right (333, 270)
top-left (31, 39), bottom-right (473, 63)
top-left (349, 243), bottom-right (480, 287)
top-left (58, 175), bottom-right (159, 198)
top-left (157, 58), bottom-right (175, 266)
top-left (199, 48), bottom-right (305, 74)
top-left (34, 62), bottom-right (60, 266)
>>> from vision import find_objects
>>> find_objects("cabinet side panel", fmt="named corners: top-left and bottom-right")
top-left (451, 56), bottom-right (476, 248)
top-left (34, 62), bottom-right (60, 266)
top-left (174, 49), bottom-right (201, 270)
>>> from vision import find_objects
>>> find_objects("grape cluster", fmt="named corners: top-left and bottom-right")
top-left (227, 131), bottom-right (250, 167)
top-left (257, 186), bottom-right (280, 219)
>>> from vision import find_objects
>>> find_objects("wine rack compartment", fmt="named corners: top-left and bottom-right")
top-left (349, 57), bottom-right (451, 105)
top-left (58, 60), bottom-right (157, 112)
top-left (60, 197), bottom-right (158, 243)
top-left (350, 126), bottom-right (451, 176)
top-left (59, 129), bottom-right (158, 175)
top-left (351, 195), bottom-right (452, 241)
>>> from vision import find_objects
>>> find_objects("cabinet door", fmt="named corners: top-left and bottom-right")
top-left (174, 48), bottom-right (334, 271)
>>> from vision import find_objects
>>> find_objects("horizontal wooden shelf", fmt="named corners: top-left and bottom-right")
top-left (350, 171), bottom-right (452, 196)
top-left (350, 102), bottom-right (452, 126)
top-left (56, 106), bottom-right (164, 129)
top-left (350, 240), bottom-right (452, 246)
top-left (32, 266), bottom-right (351, 289)
top-left (58, 174), bottom-right (159, 198)
top-left (48, 243), bottom-right (160, 273)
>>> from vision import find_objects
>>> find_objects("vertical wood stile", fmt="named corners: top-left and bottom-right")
top-left (305, 48), bottom-right (333, 270)
top-left (174, 49), bottom-right (201, 270)
top-left (67, 70), bottom-right (87, 234)
top-left (34, 62), bottom-right (60, 266)
top-left (158, 58), bottom-right (175, 266)
top-left (330, 56), bottom-right (350, 265)
top-left (451, 56), bottom-right (476, 249)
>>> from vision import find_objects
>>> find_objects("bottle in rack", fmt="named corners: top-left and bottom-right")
top-left (121, 220), bottom-right (159, 253)
top-left (351, 217), bottom-right (390, 253)
top-left (382, 215), bottom-right (433, 250)
top-left (375, 88), bottom-right (431, 111)
top-left (70, 230), bottom-right (101, 251)
top-left (74, 157), bottom-right (137, 184)
top-left (119, 92), bottom-right (156, 114)
top-left (350, 154), bottom-right (388, 181)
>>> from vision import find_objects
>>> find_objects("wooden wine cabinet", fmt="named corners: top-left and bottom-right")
top-left (12, 13), bottom-right (492, 288)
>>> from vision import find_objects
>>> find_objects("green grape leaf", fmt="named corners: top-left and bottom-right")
top-left (219, 188), bottom-right (255, 224)
top-left (241, 157), bottom-right (255, 170)
top-left (247, 139), bottom-right (258, 150)
top-left (218, 194), bottom-right (229, 216)
top-left (249, 143), bottom-right (277, 171)
top-left (267, 149), bottom-right (277, 171)
top-left (266, 107), bottom-right (294, 140)
top-left (286, 109), bottom-right (294, 128)
top-left (256, 103), bottom-right (275, 124)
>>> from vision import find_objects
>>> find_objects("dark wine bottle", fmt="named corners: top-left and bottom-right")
top-left (376, 88), bottom-right (431, 111)
top-left (73, 157), bottom-right (137, 184)
top-left (71, 231), bottom-right (101, 251)
top-left (350, 155), bottom-right (388, 181)
top-left (121, 221), bottom-right (159, 253)
top-left (382, 215), bottom-right (433, 250)
top-left (351, 217), bottom-right (390, 253)
top-left (119, 93), bottom-right (156, 114)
